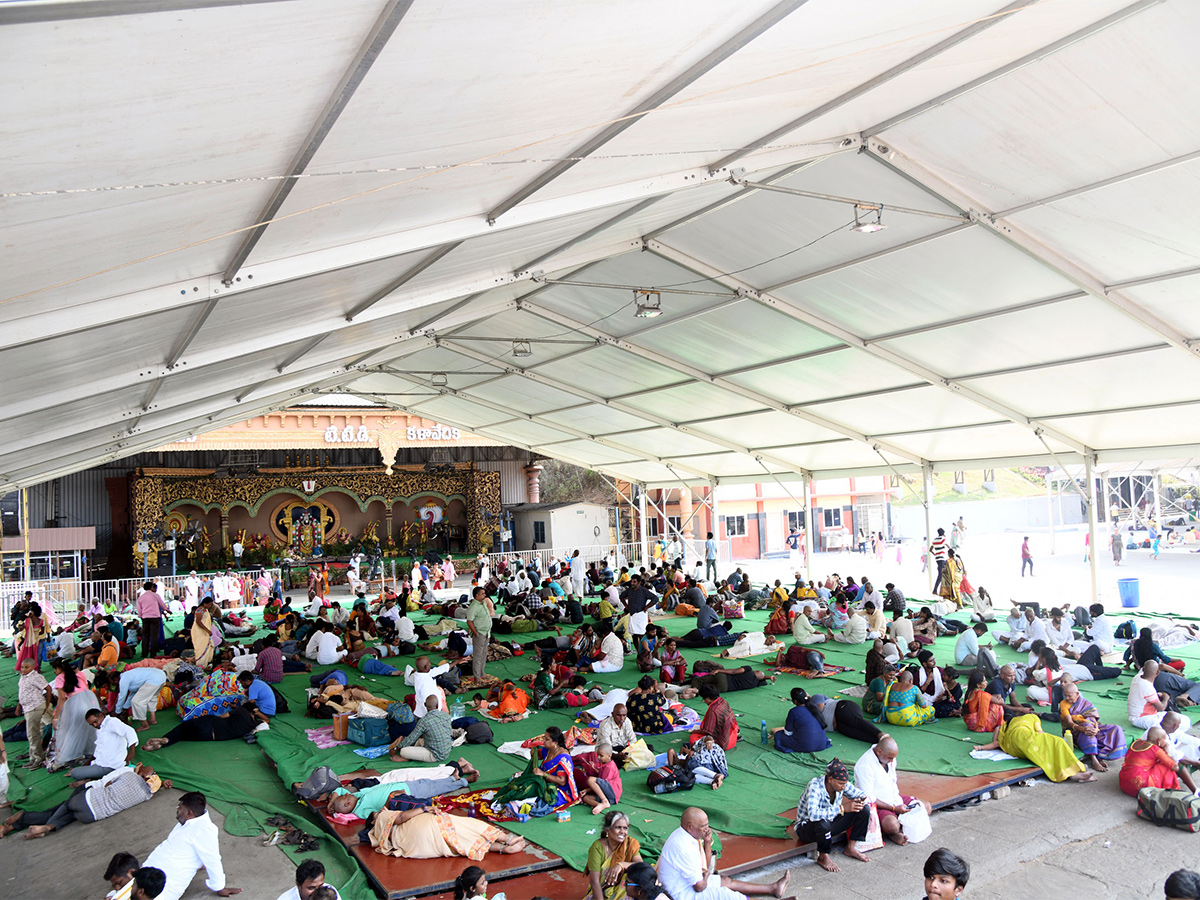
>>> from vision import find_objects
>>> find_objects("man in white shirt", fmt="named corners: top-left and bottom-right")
top-left (853, 736), bottom-right (930, 845)
top-left (1070, 603), bottom-right (1114, 656)
top-left (144, 791), bottom-right (240, 899)
top-left (857, 580), bottom-right (884, 611)
top-left (995, 608), bottom-right (1025, 645)
top-left (404, 656), bottom-right (450, 718)
top-left (328, 602), bottom-right (350, 626)
top-left (71, 708), bottom-right (138, 781)
top-left (304, 594), bottom-right (324, 617)
top-left (275, 860), bottom-right (341, 900)
top-left (182, 571), bottom-right (202, 611)
top-left (54, 629), bottom-right (77, 659)
top-left (1042, 607), bottom-right (1075, 651)
top-left (586, 623), bottom-right (625, 673)
top-left (887, 611), bottom-right (914, 648)
top-left (596, 705), bottom-right (636, 752)
top-left (569, 551), bottom-right (586, 598)
top-left (380, 598), bottom-right (403, 629)
top-left (314, 624), bottom-right (346, 666)
top-left (303, 629), bottom-right (324, 660)
top-left (1015, 609), bottom-right (1049, 653)
top-left (1155, 712), bottom-right (1200, 766)
top-left (232, 540), bottom-right (243, 569)
top-left (657, 806), bottom-right (789, 899)
top-left (1129, 661), bottom-right (1174, 729)
top-left (829, 609), bottom-right (868, 645)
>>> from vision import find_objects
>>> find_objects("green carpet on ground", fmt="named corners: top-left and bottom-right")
top-left (5, 600), bottom-right (1199, 885)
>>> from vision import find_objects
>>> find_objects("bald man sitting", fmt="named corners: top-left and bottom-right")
top-left (657, 807), bottom-right (793, 899)
top-left (852, 735), bottom-right (931, 846)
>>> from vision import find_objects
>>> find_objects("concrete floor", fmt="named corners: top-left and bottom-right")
top-left (0, 787), bottom-right (297, 900)
top-left (730, 770), bottom-right (1193, 900)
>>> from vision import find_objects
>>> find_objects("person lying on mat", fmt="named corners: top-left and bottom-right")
top-left (0, 764), bottom-right (170, 839)
top-left (326, 765), bottom-right (478, 817)
top-left (367, 808), bottom-right (526, 860)
top-left (658, 807), bottom-right (792, 899)
top-left (720, 631), bottom-right (779, 659)
top-left (973, 713), bottom-right (1097, 783)
top-left (685, 665), bottom-right (774, 697)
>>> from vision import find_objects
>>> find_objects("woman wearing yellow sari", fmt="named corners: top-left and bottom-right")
top-left (938, 549), bottom-right (963, 609)
top-left (973, 713), bottom-right (1097, 782)
top-left (878, 669), bottom-right (935, 727)
top-left (191, 599), bottom-right (216, 668)
top-left (585, 809), bottom-right (643, 900)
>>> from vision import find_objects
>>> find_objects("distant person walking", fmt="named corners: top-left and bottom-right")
top-left (1021, 536), bottom-right (1034, 578)
top-left (704, 533), bottom-right (718, 584)
top-left (929, 529), bottom-right (948, 592)
top-left (1112, 528), bottom-right (1124, 566)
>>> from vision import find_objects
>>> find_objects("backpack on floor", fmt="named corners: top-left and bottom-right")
top-left (295, 765), bottom-right (342, 801)
top-left (646, 765), bottom-right (694, 794)
top-left (1137, 787), bottom-right (1200, 832)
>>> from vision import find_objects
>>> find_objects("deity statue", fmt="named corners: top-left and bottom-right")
top-left (361, 521), bottom-right (379, 546)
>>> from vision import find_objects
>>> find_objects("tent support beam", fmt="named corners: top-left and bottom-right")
top-left (1086, 453), bottom-right (1099, 604)
top-left (863, 138), bottom-right (1200, 363)
top-left (435, 337), bottom-right (811, 483)
top-left (864, 0), bottom-right (1166, 135)
top-left (517, 299), bottom-right (925, 465)
top-left (647, 239), bottom-right (1089, 454)
top-left (709, 0), bottom-right (1035, 172)
top-left (485, 0), bottom-right (811, 224)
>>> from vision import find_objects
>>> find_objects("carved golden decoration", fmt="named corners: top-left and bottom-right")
top-left (131, 467), bottom-right (501, 555)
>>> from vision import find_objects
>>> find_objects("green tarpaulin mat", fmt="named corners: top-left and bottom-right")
top-left (4, 601), bottom-right (1197, 887)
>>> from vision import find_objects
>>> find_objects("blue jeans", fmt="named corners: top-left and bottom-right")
top-left (362, 657), bottom-right (399, 676)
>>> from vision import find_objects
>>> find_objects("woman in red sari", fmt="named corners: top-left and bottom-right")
top-left (14, 602), bottom-right (47, 673)
top-left (962, 670), bottom-right (1003, 733)
top-left (765, 601), bottom-right (793, 636)
top-left (1119, 727), bottom-right (1195, 797)
top-left (658, 638), bottom-right (687, 684)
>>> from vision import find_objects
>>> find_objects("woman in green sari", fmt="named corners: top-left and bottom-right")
top-left (585, 809), bottom-right (643, 900)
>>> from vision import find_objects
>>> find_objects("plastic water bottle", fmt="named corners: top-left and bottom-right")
top-left (760, 719), bottom-right (768, 745)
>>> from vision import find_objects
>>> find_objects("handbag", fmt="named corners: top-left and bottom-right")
top-left (331, 712), bottom-right (351, 741)
top-left (854, 801), bottom-right (884, 853)
top-left (347, 716), bottom-right (389, 748)
top-left (622, 738), bottom-right (657, 770)
top-left (356, 701), bottom-right (387, 719)
top-left (1137, 787), bottom-right (1200, 832)
top-left (295, 765), bottom-right (342, 801)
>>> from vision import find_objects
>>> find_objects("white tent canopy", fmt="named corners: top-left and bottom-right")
top-left (4, 0), bottom-right (1200, 491)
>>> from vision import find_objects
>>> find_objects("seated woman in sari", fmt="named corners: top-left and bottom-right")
top-left (585, 809), bottom-right (643, 900)
top-left (974, 713), bottom-right (1097, 782)
top-left (764, 601), bottom-right (793, 636)
top-left (1125, 627), bottom-right (1186, 673)
top-left (863, 665), bottom-right (897, 718)
top-left (878, 669), bottom-right (935, 727)
top-left (1059, 678), bottom-right (1126, 772)
top-left (178, 669), bottom-right (243, 715)
top-left (533, 726), bottom-right (580, 807)
top-left (911, 608), bottom-right (939, 645)
top-left (658, 638), bottom-right (687, 684)
top-left (1119, 727), bottom-right (1195, 796)
top-left (369, 808), bottom-right (525, 860)
top-left (963, 670), bottom-right (1003, 733)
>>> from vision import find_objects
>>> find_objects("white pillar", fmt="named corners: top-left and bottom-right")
top-left (708, 479), bottom-right (721, 564)
top-left (802, 473), bottom-right (814, 578)
top-left (1153, 469), bottom-right (1163, 531)
top-left (638, 484), bottom-right (649, 571)
top-left (923, 464), bottom-right (935, 593)
top-left (1085, 454), bottom-right (1099, 604)
top-left (1046, 473), bottom-right (1056, 556)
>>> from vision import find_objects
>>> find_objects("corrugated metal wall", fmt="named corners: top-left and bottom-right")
top-left (477, 459), bottom-right (529, 505)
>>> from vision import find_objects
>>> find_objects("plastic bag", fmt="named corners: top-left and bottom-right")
top-left (898, 803), bottom-right (932, 843)
top-left (622, 738), bottom-right (657, 770)
top-left (854, 801), bottom-right (884, 853)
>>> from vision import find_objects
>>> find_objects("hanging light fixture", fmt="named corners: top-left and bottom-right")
top-left (634, 289), bottom-right (663, 318)
top-left (512, 340), bottom-right (532, 358)
top-left (851, 204), bottom-right (885, 233)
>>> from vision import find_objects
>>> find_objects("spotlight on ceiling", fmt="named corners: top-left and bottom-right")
top-left (851, 205), bottom-right (885, 233)
top-left (431, 372), bottom-right (448, 387)
top-left (512, 340), bottom-right (532, 358)
top-left (634, 289), bottom-right (663, 318)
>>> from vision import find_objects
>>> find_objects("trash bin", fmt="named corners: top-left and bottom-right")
top-left (1118, 577), bottom-right (1140, 608)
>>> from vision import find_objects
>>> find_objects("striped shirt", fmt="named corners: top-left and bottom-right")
top-left (254, 647), bottom-right (284, 683)
top-left (929, 536), bottom-right (948, 562)
top-left (85, 767), bottom-right (153, 820)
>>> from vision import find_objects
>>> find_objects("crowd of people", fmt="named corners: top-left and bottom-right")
top-left (2, 532), bottom-right (1197, 900)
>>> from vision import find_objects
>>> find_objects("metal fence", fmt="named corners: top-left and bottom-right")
top-left (477, 537), bottom-right (730, 578)
top-left (1, 568), bottom-right (282, 632)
